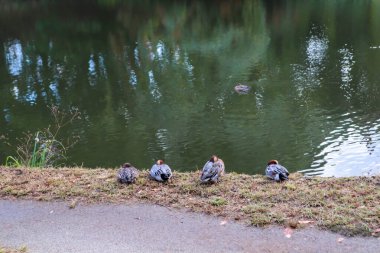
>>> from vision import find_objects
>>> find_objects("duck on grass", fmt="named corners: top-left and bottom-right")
top-left (1, 162), bottom-right (379, 237)
top-left (117, 156), bottom-right (287, 184)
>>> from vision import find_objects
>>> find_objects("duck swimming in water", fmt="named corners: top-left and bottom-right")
top-left (150, 160), bottom-right (172, 182)
top-left (117, 163), bottom-right (139, 184)
top-left (200, 155), bottom-right (225, 183)
top-left (234, 84), bottom-right (251, 94)
top-left (265, 160), bottom-right (289, 182)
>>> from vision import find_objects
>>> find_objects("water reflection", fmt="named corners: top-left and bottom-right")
top-left (338, 46), bottom-right (355, 99)
top-left (88, 54), bottom-right (97, 86)
top-left (49, 82), bottom-right (61, 103)
top-left (302, 113), bottom-right (380, 177)
top-left (148, 70), bottom-right (161, 102)
top-left (155, 129), bottom-right (169, 152)
top-left (3, 108), bottom-right (11, 123)
top-left (5, 40), bottom-right (23, 76)
top-left (134, 46), bottom-right (141, 67)
top-left (306, 29), bottom-right (329, 66)
top-left (0, 0), bottom-right (379, 177)
top-left (129, 68), bottom-right (138, 87)
top-left (36, 55), bottom-right (43, 84)
top-left (11, 85), bottom-right (19, 100)
top-left (292, 26), bottom-right (329, 97)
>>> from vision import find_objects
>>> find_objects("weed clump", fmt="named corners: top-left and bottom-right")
top-left (4, 106), bottom-right (80, 168)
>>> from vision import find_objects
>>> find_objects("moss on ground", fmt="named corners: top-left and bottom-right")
top-left (1, 166), bottom-right (379, 237)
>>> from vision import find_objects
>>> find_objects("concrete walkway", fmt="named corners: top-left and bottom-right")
top-left (0, 200), bottom-right (379, 253)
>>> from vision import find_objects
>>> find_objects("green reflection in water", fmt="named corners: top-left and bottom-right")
top-left (0, 0), bottom-right (380, 176)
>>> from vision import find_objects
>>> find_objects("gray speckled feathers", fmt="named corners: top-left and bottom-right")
top-left (150, 160), bottom-right (172, 182)
top-left (265, 160), bottom-right (289, 181)
top-left (200, 156), bottom-right (225, 183)
top-left (117, 163), bottom-right (139, 184)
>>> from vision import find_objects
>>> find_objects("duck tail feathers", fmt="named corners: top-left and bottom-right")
top-left (160, 173), bottom-right (170, 181)
top-left (279, 173), bottom-right (289, 181)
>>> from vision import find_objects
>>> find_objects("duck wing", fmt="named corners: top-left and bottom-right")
top-left (161, 164), bottom-right (172, 180)
top-left (271, 164), bottom-right (289, 176)
top-left (150, 164), bottom-right (172, 181)
top-left (118, 167), bottom-right (138, 184)
top-left (215, 159), bottom-right (225, 176)
top-left (201, 161), bottom-right (224, 182)
top-left (150, 164), bottom-right (162, 181)
top-left (266, 164), bottom-right (289, 181)
top-left (278, 164), bottom-right (289, 175)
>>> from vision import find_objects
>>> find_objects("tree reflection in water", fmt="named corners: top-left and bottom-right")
top-left (0, 0), bottom-right (379, 177)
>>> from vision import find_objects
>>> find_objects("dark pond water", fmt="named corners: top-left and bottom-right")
top-left (1, 0), bottom-right (380, 176)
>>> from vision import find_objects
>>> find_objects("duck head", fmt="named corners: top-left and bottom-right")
top-left (156, 159), bottom-right (164, 165)
top-left (267, 160), bottom-right (278, 165)
top-left (123, 163), bottom-right (132, 168)
top-left (209, 155), bottom-right (218, 163)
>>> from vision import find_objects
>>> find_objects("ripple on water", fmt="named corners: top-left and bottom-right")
top-left (303, 112), bottom-right (380, 177)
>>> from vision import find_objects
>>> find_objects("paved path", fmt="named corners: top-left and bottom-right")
top-left (0, 200), bottom-right (379, 253)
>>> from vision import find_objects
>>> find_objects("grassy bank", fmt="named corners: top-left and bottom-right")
top-left (1, 166), bottom-right (379, 237)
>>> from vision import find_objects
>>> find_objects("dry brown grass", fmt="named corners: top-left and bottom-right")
top-left (0, 245), bottom-right (27, 253)
top-left (1, 166), bottom-right (379, 236)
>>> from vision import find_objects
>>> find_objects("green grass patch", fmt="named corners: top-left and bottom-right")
top-left (209, 197), bottom-right (227, 206)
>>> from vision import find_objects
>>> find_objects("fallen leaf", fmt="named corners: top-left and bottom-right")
top-left (284, 227), bottom-right (293, 238)
top-left (68, 200), bottom-right (77, 209)
top-left (337, 237), bottom-right (344, 243)
top-left (372, 228), bottom-right (380, 236)
top-left (220, 220), bottom-right (227, 226)
top-left (298, 220), bottom-right (314, 224)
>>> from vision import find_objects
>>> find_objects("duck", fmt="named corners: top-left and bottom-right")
top-left (150, 159), bottom-right (172, 182)
top-left (265, 160), bottom-right (289, 181)
top-left (200, 155), bottom-right (225, 183)
top-left (234, 84), bottom-right (251, 94)
top-left (117, 163), bottom-right (139, 184)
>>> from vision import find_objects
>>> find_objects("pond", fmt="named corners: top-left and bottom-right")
top-left (1, 0), bottom-right (380, 176)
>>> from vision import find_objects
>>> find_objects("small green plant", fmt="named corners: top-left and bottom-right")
top-left (4, 105), bottom-right (80, 168)
top-left (209, 197), bottom-right (227, 206)
top-left (19, 246), bottom-right (28, 253)
top-left (284, 183), bottom-right (297, 191)
top-left (5, 156), bottom-right (21, 167)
